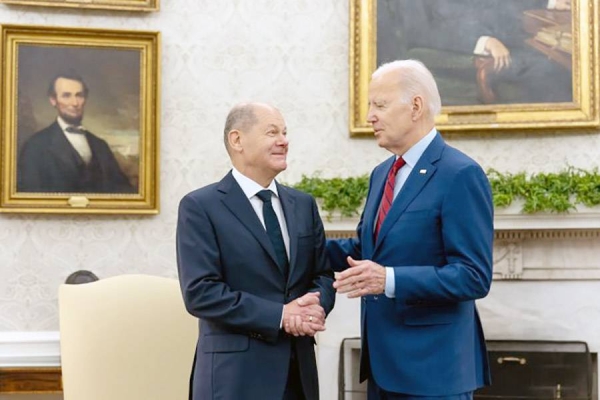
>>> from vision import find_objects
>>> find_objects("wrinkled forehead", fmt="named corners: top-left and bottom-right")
top-left (254, 105), bottom-right (286, 129)
top-left (54, 78), bottom-right (85, 93)
top-left (369, 72), bottom-right (403, 99)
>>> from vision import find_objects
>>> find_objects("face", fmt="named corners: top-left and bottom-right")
top-left (366, 71), bottom-right (417, 155)
top-left (236, 105), bottom-right (288, 186)
top-left (49, 78), bottom-right (86, 125)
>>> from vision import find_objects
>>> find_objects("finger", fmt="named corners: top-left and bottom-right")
top-left (304, 313), bottom-right (324, 325)
top-left (347, 287), bottom-right (365, 299)
top-left (294, 315), bottom-right (304, 336)
top-left (493, 56), bottom-right (500, 71)
top-left (300, 323), bottom-right (316, 336)
top-left (305, 322), bottom-right (326, 333)
top-left (336, 282), bottom-right (359, 294)
top-left (286, 316), bottom-right (298, 336)
top-left (297, 292), bottom-right (320, 306)
top-left (347, 256), bottom-right (360, 267)
top-left (336, 265), bottom-right (362, 281)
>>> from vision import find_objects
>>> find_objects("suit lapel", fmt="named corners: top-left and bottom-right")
top-left (277, 183), bottom-right (296, 283)
top-left (362, 156), bottom-right (394, 257)
top-left (219, 172), bottom-right (281, 273)
top-left (46, 122), bottom-right (86, 174)
top-left (374, 133), bottom-right (445, 251)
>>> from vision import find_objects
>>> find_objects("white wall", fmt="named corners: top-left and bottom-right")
top-left (0, 1), bottom-right (599, 399)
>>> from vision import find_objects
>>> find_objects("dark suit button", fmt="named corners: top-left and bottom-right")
top-left (286, 291), bottom-right (291, 298)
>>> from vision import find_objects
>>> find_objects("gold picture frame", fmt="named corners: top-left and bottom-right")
top-left (0, 24), bottom-right (160, 214)
top-left (350, 0), bottom-right (599, 135)
top-left (0, 0), bottom-right (158, 12)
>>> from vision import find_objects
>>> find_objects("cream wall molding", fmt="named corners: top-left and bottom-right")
top-left (0, 331), bottom-right (60, 367)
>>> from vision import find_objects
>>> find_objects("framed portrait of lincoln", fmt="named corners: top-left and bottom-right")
top-left (0, 25), bottom-right (160, 214)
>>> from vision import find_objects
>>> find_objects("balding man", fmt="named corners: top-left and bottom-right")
top-left (327, 60), bottom-right (494, 399)
top-left (177, 103), bottom-right (335, 400)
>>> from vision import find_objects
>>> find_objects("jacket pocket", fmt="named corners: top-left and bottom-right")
top-left (202, 334), bottom-right (249, 353)
top-left (403, 303), bottom-right (458, 326)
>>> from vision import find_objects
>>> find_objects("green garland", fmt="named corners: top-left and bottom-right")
top-left (291, 168), bottom-right (600, 217)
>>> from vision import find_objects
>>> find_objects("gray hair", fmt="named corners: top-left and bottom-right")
top-left (373, 59), bottom-right (442, 118)
top-left (223, 103), bottom-right (259, 152)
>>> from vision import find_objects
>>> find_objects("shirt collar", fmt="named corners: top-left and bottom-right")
top-left (57, 116), bottom-right (85, 133)
top-left (231, 167), bottom-right (279, 200)
top-left (398, 127), bottom-right (437, 167)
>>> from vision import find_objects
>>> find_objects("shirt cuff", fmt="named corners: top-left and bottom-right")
top-left (474, 36), bottom-right (491, 55)
top-left (280, 306), bottom-right (285, 329)
top-left (384, 267), bottom-right (396, 298)
top-left (547, 0), bottom-right (557, 9)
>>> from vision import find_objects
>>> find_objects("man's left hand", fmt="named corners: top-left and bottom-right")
top-left (333, 256), bottom-right (386, 298)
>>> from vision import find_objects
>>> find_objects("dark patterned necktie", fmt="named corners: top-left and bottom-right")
top-left (374, 157), bottom-right (406, 239)
top-left (256, 190), bottom-right (289, 277)
top-left (65, 126), bottom-right (86, 135)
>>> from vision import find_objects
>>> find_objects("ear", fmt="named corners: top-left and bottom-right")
top-left (49, 96), bottom-right (57, 107)
top-left (228, 129), bottom-right (242, 152)
top-left (411, 96), bottom-right (424, 121)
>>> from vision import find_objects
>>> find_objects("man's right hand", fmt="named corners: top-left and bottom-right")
top-left (283, 292), bottom-right (326, 337)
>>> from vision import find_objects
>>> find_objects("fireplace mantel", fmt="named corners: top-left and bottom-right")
top-left (324, 206), bottom-right (600, 281)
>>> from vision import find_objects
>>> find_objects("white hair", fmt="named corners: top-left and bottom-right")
top-left (373, 59), bottom-right (442, 118)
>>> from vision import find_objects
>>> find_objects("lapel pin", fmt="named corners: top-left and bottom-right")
top-left (419, 169), bottom-right (427, 174)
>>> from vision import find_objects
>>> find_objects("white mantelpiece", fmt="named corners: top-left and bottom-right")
top-left (324, 207), bottom-right (600, 281)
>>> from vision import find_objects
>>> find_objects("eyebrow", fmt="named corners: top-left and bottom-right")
top-left (266, 124), bottom-right (284, 131)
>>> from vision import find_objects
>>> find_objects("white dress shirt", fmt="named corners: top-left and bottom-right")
top-left (231, 167), bottom-right (291, 328)
top-left (57, 116), bottom-right (92, 164)
top-left (231, 167), bottom-right (291, 259)
top-left (384, 128), bottom-right (437, 298)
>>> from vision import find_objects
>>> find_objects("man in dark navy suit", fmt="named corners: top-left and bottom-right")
top-left (177, 102), bottom-right (335, 400)
top-left (17, 71), bottom-right (134, 193)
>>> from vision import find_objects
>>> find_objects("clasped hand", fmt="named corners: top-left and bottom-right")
top-left (283, 292), bottom-right (326, 337)
top-left (333, 256), bottom-right (386, 298)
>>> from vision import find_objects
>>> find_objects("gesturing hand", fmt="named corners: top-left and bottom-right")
top-left (283, 292), bottom-right (326, 337)
top-left (333, 256), bottom-right (386, 298)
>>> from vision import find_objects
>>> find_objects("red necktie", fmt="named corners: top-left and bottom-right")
top-left (375, 157), bottom-right (406, 239)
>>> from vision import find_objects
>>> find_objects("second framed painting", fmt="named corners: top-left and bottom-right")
top-left (0, 0), bottom-right (158, 12)
top-left (350, 0), bottom-right (599, 135)
top-left (0, 25), bottom-right (160, 214)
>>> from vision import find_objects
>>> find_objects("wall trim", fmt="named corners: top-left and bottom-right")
top-left (325, 228), bottom-right (600, 281)
top-left (0, 331), bottom-right (60, 367)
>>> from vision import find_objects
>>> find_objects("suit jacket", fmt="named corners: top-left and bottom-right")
top-left (378, 0), bottom-right (550, 60)
top-left (327, 133), bottom-right (493, 396)
top-left (17, 121), bottom-right (134, 193)
top-left (177, 171), bottom-right (335, 400)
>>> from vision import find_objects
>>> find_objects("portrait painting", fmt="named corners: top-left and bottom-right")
top-left (349, 0), bottom-right (599, 134)
top-left (0, 25), bottom-right (160, 214)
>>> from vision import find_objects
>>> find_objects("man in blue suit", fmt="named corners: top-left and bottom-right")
top-left (177, 102), bottom-right (335, 400)
top-left (327, 60), bottom-right (493, 399)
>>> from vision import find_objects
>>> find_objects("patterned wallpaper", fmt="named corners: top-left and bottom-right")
top-left (0, 0), bottom-right (599, 331)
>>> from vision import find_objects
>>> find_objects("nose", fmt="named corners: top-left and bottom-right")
top-left (278, 133), bottom-right (289, 146)
top-left (366, 107), bottom-right (377, 124)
